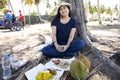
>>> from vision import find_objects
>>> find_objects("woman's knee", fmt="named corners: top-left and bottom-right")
top-left (41, 47), bottom-right (47, 55)
top-left (80, 40), bottom-right (85, 47)
top-left (41, 45), bottom-right (51, 55)
top-left (41, 45), bottom-right (56, 56)
top-left (76, 40), bottom-right (85, 49)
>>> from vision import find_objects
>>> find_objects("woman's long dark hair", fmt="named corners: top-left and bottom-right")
top-left (53, 5), bottom-right (71, 20)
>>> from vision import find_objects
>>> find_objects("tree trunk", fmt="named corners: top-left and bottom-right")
top-left (36, 4), bottom-right (42, 23)
top-left (8, 0), bottom-right (14, 14)
top-left (87, 30), bottom-right (99, 42)
top-left (97, 0), bottom-right (102, 24)
top-left (118, 0), bottom-right (120, 22)
top-left (28, 5), bottom-right (31, 25)
top-left (64, 0), bottom-right (91, 48)
top-left (63, 0), bottom-right (120, 78)
top-left (21, 2), bottom-right (26, 26)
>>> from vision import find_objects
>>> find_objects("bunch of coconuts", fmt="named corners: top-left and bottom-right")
top-left (70, 55), bottom-right (91, 80)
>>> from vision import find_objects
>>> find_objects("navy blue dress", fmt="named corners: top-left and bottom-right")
top-left (41, 17), bottom-right (85, 58)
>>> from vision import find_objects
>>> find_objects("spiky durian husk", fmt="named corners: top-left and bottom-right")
top-left (70, 55), bottom-right (91, 80)
top-left (77, 55), bottom-right (91, 70)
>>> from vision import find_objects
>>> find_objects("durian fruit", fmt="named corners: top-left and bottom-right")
top-left (77, 55), bottom-right (91, 71)
top-left (70, 55), bottom-right (91, 80)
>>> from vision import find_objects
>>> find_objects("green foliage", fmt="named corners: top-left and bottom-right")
top-left (110, 10), bottom-right (113, 15)
top-left (106, 7), bottom-right (112, 14)
top-left (30, 11), bottom-right (37, 16)
top-left (46, 0), bottom-right (58, 15)
top-left (34, 0), bottom-right (40, 5)
top-left (84, 4), bottom-right (89, 14)
top-left (49, 7), bottom-right (57, 15)
top-left (46, 0), bottom-right (51, 9)
top-left (84, 0), bottom-right (118, 19)
top-left (2, 8), bottom-right (7, 14)
top-left (23, 0), bottom-right (34, 5)
top-left (54, 1), bottom-right (57, 6)
top-left (113, 5), bottom-right (118, 12)
top-left (89, 5), bottom-right (97, 15)
top-left (0, 0), bottom-right (7, 10)
top-left (100, 5), bottom-right (105, 14)
top-left (88, 1), bottom-right (97, 15)
top-left (105, 7), bottom-right (113, 15)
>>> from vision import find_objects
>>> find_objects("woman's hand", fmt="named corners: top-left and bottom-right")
top-left (54, 42), bottom-right (70, 52)
top-left (54, 42), bottom-right (62, 52)
top-left (60, 44), bottom-right (70, 52)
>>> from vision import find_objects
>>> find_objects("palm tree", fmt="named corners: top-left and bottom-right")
top-left (106, 7), bottom-right (113, 20)
top-left (106, 7), bottom-right (110, 14)
top-left (0, 0), bottom-right (7, 10)
top-left (119, 0), bottom-right (120, 22)
top-left (0, 0), bottom-right (15, 14)
top-left (22, 0), bottom-right (34, 25)
top-left (21, 0), bottom-right (26, 25)
top-left (97, 0), bottom-right (102, 24)
top-left (34, 0), bottom-right (42, 23)
top-left (87, 0), bottom-right (90, 22)
top-left (8, 0), bottom-right (14, 14)
top-left (52, 1), bottom-right (59, 15)
top-left (89, 5), bottom-right (97, 19)
top-left (100, 5), bottom-right (105, 14)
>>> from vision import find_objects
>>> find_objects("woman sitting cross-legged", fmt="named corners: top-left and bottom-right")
top-left (41, 2), bottom-right (85, 58)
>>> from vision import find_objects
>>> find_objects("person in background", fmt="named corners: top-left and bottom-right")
top-left (41, 2), bottom-right (85, 58)
top-left (12, 14), bottom-right (16, 23)
top-left (0, 17), bottom-right (5, 28)
top-left (4, 10), bottom-right (13, 28)
top-left (4, 10), bottom-right (13, 21)
top-left (18, 10), bottom-right (24, 26)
